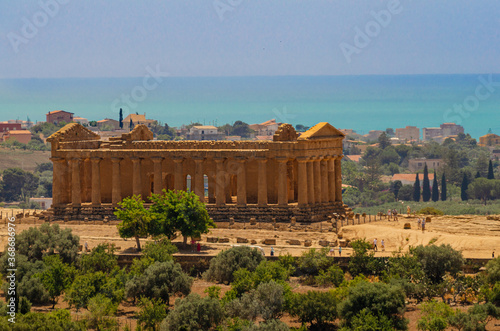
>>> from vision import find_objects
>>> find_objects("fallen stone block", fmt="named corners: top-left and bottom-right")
top-left (288, 239), bottom-right (301, 245)
top-left (304, 240), bottom-right (312, 247)
top-left (319, 240), bottom-right (329, 247)
top-left (218, 238), bottom-right (230, 243)
top-left (250, 239), bottom-right (257, 245)
top-left (404, 223), bottom-right (411, 229)
top-left (206, 237), bottom-right (218, 243)
top-left (338, 239), bottom-right (348, 247)
top-left (263, 239), bottom-right (276, 245)
top-left (237, 237), bottom-right (248, 243)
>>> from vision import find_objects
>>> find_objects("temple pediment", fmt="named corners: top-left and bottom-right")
top-left (298, 122), bottom-right (345, 140)
top-left (47, 123), bottom-right (100, 142)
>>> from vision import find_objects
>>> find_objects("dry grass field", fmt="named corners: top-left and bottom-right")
top-left (0, 148), bottom-right (50, 172)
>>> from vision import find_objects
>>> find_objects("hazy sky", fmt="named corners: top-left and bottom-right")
top-left (1, 0), bottom-right (499, 78)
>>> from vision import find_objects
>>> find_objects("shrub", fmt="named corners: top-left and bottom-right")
top-left (339, 281), bottom-right (407, 330)
top-left (485, 257), bottom-right (500, 285)
top-left (136, 297), bottom-right (167, 331)
top-left (315, 264), bottom-right (344, 287)
top-left (0, 309), bottom-right (85, 330)
top-left (225, 281), bottom-right (286, 321)
top-left (65, 271), bottom-right (125, 311)
top-left (204, 246), bottom-right (265, 284)
top-left (448, 303), bottom-right (499, 331)
top-left (79, 243), bottom-right (119, 274)
top-left (288, 290), bottom-right (338, 327)
top-left (143, 237), bottom-right (178, 262)
top-left (411, 244), bottom-right (464, 283)
top-left (126, 261), bottom-right (192, 303)
top-left (160, 294), bottom-right (224, 331)
top-left (18, 276), bottom-right (51, 305)
top-left (418, 207), bottom-right (444, 216)
top-left (242, 319), bottom-right (290, 331)
top-left (299, 248), bottom-right (333, 276)
top-left (84, 294), bottom-right (118, 331)
top-left (417, 300), bottom-right (454, 331)
top-left (18, 297), bottom-right (31, 315)
top-left (348, 239), bottom-right (382, 276)
top-left (343, 309), bottom-right (394, 331)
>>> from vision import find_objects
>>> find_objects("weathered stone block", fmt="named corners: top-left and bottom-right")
top-left (288, 239), bottom-right (301, 245)
top-left (218, 238), bottom-right (230, 243)
top-left (304, 240), bottom-right (312, 247)
top-left (263, 239), bottom-right (276, 245)
top-left (250, 239), bottom-right (257, 245)
top-left (207, 237), bottom-right (218, 243)
top-left (404, 223), bottom-right (411, 229)
top-left (237, 237), bottom-right (248, 243)
top-left (319, 240), bottom-right (329, 247)
top-left (338, 239), bottom-right (348, 247)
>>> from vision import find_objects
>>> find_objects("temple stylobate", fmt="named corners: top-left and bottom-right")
top-left (47, 122), bottom-right (346, 222)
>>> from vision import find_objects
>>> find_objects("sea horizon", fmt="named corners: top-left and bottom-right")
top-left (1, 73), bottom-right (499, 139)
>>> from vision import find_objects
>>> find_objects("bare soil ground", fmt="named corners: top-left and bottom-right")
top-left (2, 209), bottom-right (500, 329)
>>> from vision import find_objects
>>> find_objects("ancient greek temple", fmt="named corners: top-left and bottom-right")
top-left (47, 122), bottom-right (345, 222)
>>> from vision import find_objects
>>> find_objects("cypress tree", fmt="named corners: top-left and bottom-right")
top-left (441, 173), bottom-right (447, 201)
top-left (119, 108), bottom-right (123, 129)
top-left (432, 170), bottom-right (439, 202)
top-left (475, 171), bottom-right (481, 178)
top-left (488, 160), bottom-right (495, 179)
top-left (461, 173), bottom-right (469, 201)
top-left (422, 164), bottom-right (431, 202)
top-left (129, 118), bottom-right (134, 130)
top-left (413, 173), bottom-right (421, 202)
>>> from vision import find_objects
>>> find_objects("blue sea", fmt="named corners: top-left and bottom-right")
top-left (1, 74), bottom-right (499, 138)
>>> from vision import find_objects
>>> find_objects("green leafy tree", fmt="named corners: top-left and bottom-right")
top-left (231, 120), bottom-right (254, 138)
top-left (203, 246), bottom-right (265, 284)
top-left (432, 170), bottom-right (439, 202)
top-left (441, 173), bottom-right (447, 201)
top-left (160, 294), bottom-right (224, 331)
top-left (149, 190), bottom-right (215, 246)
top-left (411, 244), bottom-right (464, 284)
top-left (448, 303), bottom-right (499, 331)
top-left (485, 257), bottom-right (500, 284)
top-left (288, 290), bottom-right (338, 327)
top-left (378, 132), bottom-right (392, 149)
top-left (468, 178), bottom-right (500, 205)
top-left (417, 300), bottom-right (454, 331)
top-left (390, 180), bottom-right (403, 199)
top-left (413, 173), bottom-right (421, 202)
top-left (422, 164), bottom-right (431, 202)
top-left (398, 185), bottom-right (414, 201)
top-left (461, 173), bottom-right (469, 201)
top-left (339, 281), bottom-right (407, 330)
top-left (488, 160), bottom-right (495, 179)
top-left (84, 294), bottom-right (118, 331)
top-left (115, 195), bottom-right (150, 251)
top-left (348, 239), bottom-right (380, 277)
top-left (37, 255), bottom-right (75, 308)
top-left (136, 297), bottom-right (167, 331)
top-left (225, 281), bottom-right (286, 321)
top-left (126, 261), bottom-right (192, 303)
top-left (0, 168), bottom-right (39, 201)
top-left (80, 243), bottom-right (119, 274)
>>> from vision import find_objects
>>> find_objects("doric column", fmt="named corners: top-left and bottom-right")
top-left (51, 157), bottom-right (64, 206)
top-left (257, 158), bottom-right (268, 206)
top-left (111, 158), bottom-right (122, 205)
top-left (307, 159), bottom-right (315, 204)
top-left (277, 158), bottom-right (288, 206)
top-left (215, 158), bottom-right (225, 206)
top-left (91, 157), bottom-right (101, 205)
top-left (152, 157), bottom-right (163, 195)
top-left (173, 158), bottom-right (183, 191)
top-left (335, 156), bottom-right (343, 202)
top-left (194, 158), bottom-right (205, 202)
top-left (297, 158), bottom-right (308, 206)
top-left (236, 158), bottom-right (247, 206)
top-left (71, 158), bottom-right (81, 206)
top-left (328, 157), bottom-right (336, 202)
top-left (321, 158), bottom-right (329, 203)
top-left (313, 157), bottom-right (322, 204)
top-left (131, 158), bottom-right (142, 196)
top-left (83, 158), bottom-right (92, 203)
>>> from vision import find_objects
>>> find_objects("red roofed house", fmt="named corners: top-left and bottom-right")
top-left (3, 130), bottom-right (32, 144)
top-left (249, 119), bottom-right (281, 137)
top-left (391, 173), bottom-right (434, 186)
top-left (46, 110), bottom-right (74, 124)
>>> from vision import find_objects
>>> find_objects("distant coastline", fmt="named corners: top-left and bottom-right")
top-left (1, 74), bottom-right (499, 139)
